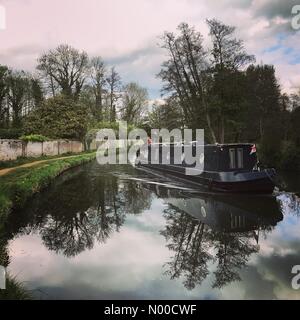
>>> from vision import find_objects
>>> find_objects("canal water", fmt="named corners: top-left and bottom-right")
top-left (2, 161), bottom-right (300, 299)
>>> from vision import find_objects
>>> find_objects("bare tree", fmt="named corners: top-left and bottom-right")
top-left (37, 44), bottom-right (89, 100)
top-left (90, 57), bottom-right (107, 121)
top-left (207, 19), bottom-right (255, 71)
top-left (106, 67), bottom-right (121, 122)
top-left (158, 23), bottom-right (217, 142)
top-left (0, 65), bottom-right (9, 127)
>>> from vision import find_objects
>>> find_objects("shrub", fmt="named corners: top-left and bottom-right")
top-left (279, 141), bottom-right (300, 171)
top-left (19, 134), bottom-right (49, 143)
top-left (0, 275), bottom-right (32, 300)
top-left (258, 139), bottom-right (300, 171)
top-left (23, 95), bottom-right (89, 141)
top-left (257, 138), bottom-right (282, 168)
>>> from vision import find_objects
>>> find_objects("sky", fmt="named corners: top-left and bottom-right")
top-left (0, 0), bottom-right (300, 99)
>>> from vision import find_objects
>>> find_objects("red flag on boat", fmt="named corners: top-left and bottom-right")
top-left (250, 144), bottom-right (257, 155)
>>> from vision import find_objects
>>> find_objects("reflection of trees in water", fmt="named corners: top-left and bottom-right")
top-left (161, 207), bottom-right (211, 290)
top-left (41, 211), bottom-right (100, 257)
top-left (277, 193), bottom-right (300, 217)
top-left (3, 172), bottom-right (152, 258)
top-left (118, 182), bottom-right (153, 215)
top-left (161, 205), bottom-right (261, 290)
top-left (212, 232), bottom-right (258, 289)
top-left (39, 179), bottom-right (152, 257)
top-left (0, 239), bottom-right (9, 268)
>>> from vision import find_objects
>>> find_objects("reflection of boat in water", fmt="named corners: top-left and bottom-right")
top-left (154, 184), bottom-right (283, 291)
top-left (137, 143), bottom-right (277, 194)
top-left (166, 196), bottom-right (282, 233)
top-left (144, 182), bottom-right (283, 233)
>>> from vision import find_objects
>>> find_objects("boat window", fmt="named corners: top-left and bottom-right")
top-left (229, 148), bottom-right (236, 169)
top-left (237, 148), bottom-right (244, 169)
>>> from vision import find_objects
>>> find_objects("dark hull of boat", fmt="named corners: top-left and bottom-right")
top-left (137, 163), bottom-right (276, 194)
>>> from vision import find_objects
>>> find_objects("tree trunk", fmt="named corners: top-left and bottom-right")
top-left (50, 75), bottom-right (55, 97)
top-left (259, 116), bottom-right (263, 139)
top-left (206, 112), bottom-right (217, 143)
top-left (220, 115), bottom-right (225, 144)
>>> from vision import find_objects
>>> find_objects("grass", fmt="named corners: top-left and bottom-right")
top-left (0, 152), bottom-right (96, 220)
top-left (0, 150), bottom-right (95, 170)
top-left (0, 275), bottom-right (32, 300)
top-left (1, 241), bottom-right (31, 300)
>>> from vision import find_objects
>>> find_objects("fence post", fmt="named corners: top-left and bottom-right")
top-left (0, 265), bottom-right (5, 290)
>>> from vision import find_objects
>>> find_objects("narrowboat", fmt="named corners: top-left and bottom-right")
top-left (136, 143), bottom-right (277, 194)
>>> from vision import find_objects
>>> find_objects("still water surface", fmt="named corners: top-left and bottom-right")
top-left (3, 161), bottom-right (300, 299)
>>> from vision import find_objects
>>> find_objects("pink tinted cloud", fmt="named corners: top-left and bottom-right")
top-left (0, 0), bottom-right (299, 95)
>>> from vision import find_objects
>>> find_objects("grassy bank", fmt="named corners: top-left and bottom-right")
top-left (0, 276), bottom-right (32, 300)
top-left (0, 152), bottom-right (96, 220)
top-left (0, 151), bottom-right (95, 170)
top-left (1, 237), bottom-right (32, 300)
top-left (0, 152), bottom-right (95, 300)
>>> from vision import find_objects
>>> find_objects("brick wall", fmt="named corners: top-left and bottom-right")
top-left (0, 139), bottom-right (84, 161)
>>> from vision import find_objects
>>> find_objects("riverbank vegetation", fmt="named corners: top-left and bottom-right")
top-left (0, 276), bottom-right (32, 300)
top-left (0, 152), bottom-right (96, 220)
top-left (0, 151), bottom-right (95, 170)
top-left (0, 19), bottom-right (299, 170)
top-left (0, 240), bottom-right (32, 300)
top-left (0, 152), bottom-right (95, 299)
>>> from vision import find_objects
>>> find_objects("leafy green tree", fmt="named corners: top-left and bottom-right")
top-left (30, 78), bottom-right (44, 108)
top-left (244, 64), bottom-right (281, 140)
top-left (206, 19), bottom-right (255, 143)
top-left (0, 69), bottom-right (44, 132)
top-left (120, 82), bottom-right (148, 125)
top-left (290, 105), bottom-right (300, 146)
top-left (23, 95), bottom-right (89, 141)
top-left (148, 98), bottom-right (183, 130)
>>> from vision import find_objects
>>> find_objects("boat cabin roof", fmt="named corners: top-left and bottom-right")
top-left (153, 142), bottom-right (255, 148)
